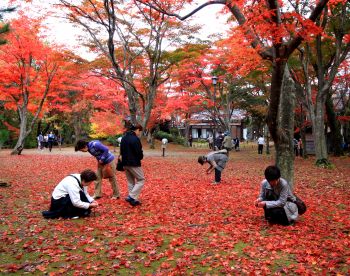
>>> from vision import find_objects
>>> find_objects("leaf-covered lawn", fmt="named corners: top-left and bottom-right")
top-left (0, 146), bottom-right (349, 275)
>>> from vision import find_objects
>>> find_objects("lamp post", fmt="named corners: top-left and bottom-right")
top-left (212, 76), bottom-right (218, 147)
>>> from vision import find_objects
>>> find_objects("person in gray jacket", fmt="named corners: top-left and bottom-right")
top-left (198, 149), bottom-right (228, 184)
top-left (255, 165), bottom-right (298, 225)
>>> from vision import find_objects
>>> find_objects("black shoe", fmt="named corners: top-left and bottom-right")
top-left (125, 196), bottom-right (141, 206)
top-left (130, 200), bottom-right (141, 206)
top-left (42, 210), bottom-right (59, 219)
top-left (125, 196), bottom-right (133, 203)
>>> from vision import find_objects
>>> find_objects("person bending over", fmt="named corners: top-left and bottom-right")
top-left (198, 149), bottom-right (228, 184)
top-left (75, 139), bottom-right (120, 199)
top-left (255, 165), bottom-right (298, 226)
top-left (42, 169), bottom-right (98, 219)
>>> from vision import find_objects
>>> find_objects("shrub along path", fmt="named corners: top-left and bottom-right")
top-left (0, 145), bottom-right (349, 274)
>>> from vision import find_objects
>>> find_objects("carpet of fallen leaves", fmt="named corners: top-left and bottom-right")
top-left (0, 144), bottom-right (350, 275)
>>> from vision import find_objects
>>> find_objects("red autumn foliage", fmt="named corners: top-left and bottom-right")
top-left (0, 145), bottom-right (349, 274)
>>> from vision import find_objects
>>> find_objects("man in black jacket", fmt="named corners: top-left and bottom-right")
top-left (119, 122), bottom-right (145, 206)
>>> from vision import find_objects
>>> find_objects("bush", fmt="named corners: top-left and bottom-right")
top-left (173, 136), bottom-right (186, 146)
top-left (106, 134), bottom-right (124, 147)
top-left (155, 131), bottom-right (174, 142)
top-left (154, 130), bottom-right (186, 146)
top-left (0, 129), bottom-right (10, 148)
top-left (169, 128), bottom-right (180, 137)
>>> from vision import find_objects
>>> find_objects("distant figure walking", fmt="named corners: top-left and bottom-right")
top-left (257, 135), bottom-right (265, 154)
top-left (234, 137), bottom-right (240, 151)
top-left (208, 135), bottom-right (214, 149)
top-left (222, 131), bottom-right (233, 153)
top-left (188, 134), bottom-right (193, 147)
top-left (48, 131), bottom-right (55, 152)
top-left (161, 137), bottom-right (168, 157)
top-left (298, 138), bottom-right (303, 157)
top-left (37, 133), bottom-right (44, 150)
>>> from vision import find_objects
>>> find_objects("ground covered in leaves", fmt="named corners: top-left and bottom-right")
top-left (0, 144), bottom-right (350, 275)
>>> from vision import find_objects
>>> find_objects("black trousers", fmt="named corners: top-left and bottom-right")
top-left (48, 141), bottom-right (54, 151)
top-left (215, 168), bottom-right (222, 182)
top-left (258, 144), bottom-right (263, 154)
top-left (42, 191), bottom-right (91, 219)
top-left (264, 206), bottom-right (290, 226)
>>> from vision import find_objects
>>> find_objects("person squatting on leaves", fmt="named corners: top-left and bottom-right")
top-left (119, 121), bottom-right (145, 207)
top-left (42, 169), bottom-right (98, 219)
top-left (255, 165), bottom-right (299, 226)
top-left (198, 149), bottom-right (228, 184)
top-left (75, 139), bottom-right (120, 199)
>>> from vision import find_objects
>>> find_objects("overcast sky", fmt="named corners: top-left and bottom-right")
top-left (2, 1), bottom-right (229, 59)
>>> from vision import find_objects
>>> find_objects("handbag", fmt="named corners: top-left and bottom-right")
top-left (292, 194), bottom-right (307, 215)
top-left (116, 158), bottom-right (124, 171)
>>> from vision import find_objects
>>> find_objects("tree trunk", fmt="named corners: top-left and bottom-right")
top-left (266, 61), bottom-right (285, 146)
top-left (275, 67), bottom-right (296, 188)
top-left (124, 84), bottom-right (139, 124)
top-left (142, 85), bottom-right (157, 130)
top-left (72, 113), bottom-right (84, 143)
top-left (264, 125), bottom-right (270, 155)
top-left (184, 121), bottom-right (191, 147)
top-left (325, 93), bottom-right (343, 156)
top-left (312, 97), bottom-right (329, 165)
top-left (147, 129), bottom-right (156, 149)
top-left (11, 109), bottom-right (28, 155)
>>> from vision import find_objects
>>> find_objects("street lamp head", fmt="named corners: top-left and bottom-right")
top-left (212, 76), bottom-right (218, 85)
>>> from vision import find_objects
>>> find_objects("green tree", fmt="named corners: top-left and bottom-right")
top-left (0, 7), bottom-right (15, 45)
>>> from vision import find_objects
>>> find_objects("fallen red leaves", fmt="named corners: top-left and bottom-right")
top-left (0, 147), bottom-right (349, 274)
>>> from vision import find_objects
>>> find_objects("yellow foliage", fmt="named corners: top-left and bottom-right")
top-left (89, 112), bottom-right (124, 138)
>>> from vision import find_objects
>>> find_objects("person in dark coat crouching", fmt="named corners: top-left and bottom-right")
top-left (119, 121), bottom-right (145, 206)
top-left (42, 169), bottom-right (98, 219)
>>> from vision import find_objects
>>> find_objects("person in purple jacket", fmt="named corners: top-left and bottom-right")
top-left (75, 139), bottom-right (120, 199)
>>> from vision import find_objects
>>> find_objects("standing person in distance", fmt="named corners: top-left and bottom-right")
top-left (120, 121), bottom-right (145, 206)
top-left (75, 139), bottom-right (120, 199)
top-left (188, 134), bottom-right (193, 147)
top-left (37, 133), bottom-right (44, 150)
top-left (257, 134), bottom-right (265, 154)
top-left (207, 135), bottom-right (214, 150)
top-left (298, 138), bottom-right (303, 157)
top-left (222, 131), bottom-right (233, 153)
top-left (234, 137), bottom-right (240, 151)
top-left (48, 131), bottom-right (56, 152)
top-left (161, 137), bottom-right (168, 157)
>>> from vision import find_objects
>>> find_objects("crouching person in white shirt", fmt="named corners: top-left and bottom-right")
top-left (42, 169), bottom-right (98, 219)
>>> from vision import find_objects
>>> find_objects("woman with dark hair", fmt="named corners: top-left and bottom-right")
top-left (75, 139), bottom-right (120, 199)
top-left (42, 169), bottom-right (98, 219)
top-left (119, 122), bottom-right (145, 206)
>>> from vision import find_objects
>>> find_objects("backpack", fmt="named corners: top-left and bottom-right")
top-left (291, 194), bottom-right (307, 215)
